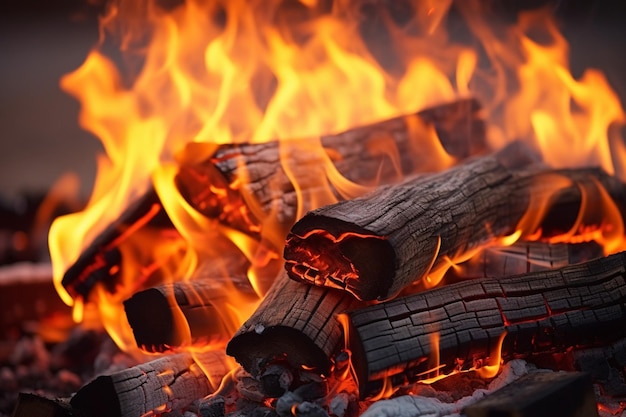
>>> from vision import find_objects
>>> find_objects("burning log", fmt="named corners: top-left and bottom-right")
top-left (226, 271), bottom-right (359, 377)
top-left (177, 97), bottom-right (487, 231)
top-left (60, 188), bottom-right (174, 301)
top-left (344, 251), bottom-right (626, 398)
top-left (60, 98), bottom-right (486, 304)
top-left (284, 143), bottom-right (626, 301)
top-left (462, 371), bottom-right (598, 417)
top-left (69, 350), bottom-right (232, 417)
top-left (124, 270), bottom-right (254, 352)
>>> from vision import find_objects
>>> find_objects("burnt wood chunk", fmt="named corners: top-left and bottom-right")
top-left (284, 143), bottom-right (626, 301)
top-left (345, 252), bottom-right (626, 398)
top-left (61, 188), bottom-right (174, 301)
top-left (124, 274), bottom-right (254, 352)
top-left (462, 372), bottom-right (598, 417)
top-left (12, 394), bottom-right (75, 417)
top-left (177, 98), bottom-right (487, 230)
top-left (60, 98), bottom-right (486, 304)
top-left (226, 271), bottom-right (359, 377)
top-left (69, 350), bottom-right (231, 417)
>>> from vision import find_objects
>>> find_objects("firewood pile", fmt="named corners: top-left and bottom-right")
top-left (5, 98), bottom-right (626, 417)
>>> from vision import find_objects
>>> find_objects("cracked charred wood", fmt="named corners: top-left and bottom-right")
top-left (447, 241), bottom-right (603, 282)
top-left (226, 271), bottom-right (360, 377)
top-left (462, 372), bottom-right (598, 417)
top-left (345, 251), bottom-right (626, 398)
top-left (284, 142), bottom-right (626, 301)
top-left (176, 98), bottom-right (487, 232)
top-left (60, 188), bottom-right (174, 302)
top-left (69, 350), bottom-right (231, 417)
top-left (124, 262), bottom-right (255, 352)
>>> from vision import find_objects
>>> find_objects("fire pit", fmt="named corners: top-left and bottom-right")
top-left (3, 0), bottom-right (626, 416)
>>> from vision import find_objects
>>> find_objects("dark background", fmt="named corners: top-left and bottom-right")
top-left (1, 0), bottom-right (625, 199)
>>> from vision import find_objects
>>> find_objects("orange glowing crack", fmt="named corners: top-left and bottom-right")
top-left (106, 203), bottom-right (162, 251)
top-left (285, 229), bottom-right (386, 289)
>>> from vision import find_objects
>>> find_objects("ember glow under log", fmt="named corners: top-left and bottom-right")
top-left (344, 251), bottom-right (626, 398)
top-left (284, 144), bottom-right (626, 301)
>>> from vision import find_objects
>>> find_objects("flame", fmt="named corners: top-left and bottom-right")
top-left (47, 0), bottom-right (626, 405)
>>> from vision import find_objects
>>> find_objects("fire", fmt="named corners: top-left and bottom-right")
top-left (47, 0), bottom-right (626, 407)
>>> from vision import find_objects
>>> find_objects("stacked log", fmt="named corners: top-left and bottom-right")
top-left (60, 98), bottom-right (488, 303)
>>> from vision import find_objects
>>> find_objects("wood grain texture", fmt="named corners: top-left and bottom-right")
top-left (226, 271), bottom-right (360, 376)
top-left (70, 350), bottom-right (230, 417)
top-left (285, 144), bottom-right (626, 301)
top-left (346, 251), bottom-right (626, 398)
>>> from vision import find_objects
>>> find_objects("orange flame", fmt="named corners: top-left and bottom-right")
top-left (48, 0), bottom-right (626, 392)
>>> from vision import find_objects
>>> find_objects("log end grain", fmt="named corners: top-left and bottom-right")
top-left (226, 325), bottom-right (332, 377)
top-left (123, 288), bottom-right (176, 352)
top-left (284, 214), bottom-right (395, 301)
top-left (69, 375), bottom-right (120, 417)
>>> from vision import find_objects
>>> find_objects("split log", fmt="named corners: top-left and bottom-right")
top-left (226, 271), bottom-right (359, 377)
top-left (177, 97), bottom-right (487, 231)
top-left (61, 188), bottom-right (174, 301)
top-left (284, 143), bottom-right (626, 301)
top-left (462, 372), bottom-right (598, 417)
top-left (345, 251), bottom-right (626, 398)
top-left (69, 350), bottom-right (232, 417)
top-left (447, 241), bottom-right (603, 282)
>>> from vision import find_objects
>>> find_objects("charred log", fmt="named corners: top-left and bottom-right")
top-left (177, 98), bottom-right (487, 231)
top-left (59, 98), bottom-right (486, 304)
top-left (284, 143), bottom-right (626, 301)
top-left (124, 273), bottom-right (254, 353)
top-left (447, 241), bottom-right (603, 282)
top-left (226, 272), bottom-right (359, 377)
top-left (0, 263), bottom-right (71, 334)
top-left (69, 350), bottom-right (231, 417)
top-left (60, 188), bottom-right (174, 301)
top-left (345, 251), bottom-right (626, 398)
top-left (11, 393), bottom-right (75, 417)
top-left (462, 371), bottom-right (598, 417)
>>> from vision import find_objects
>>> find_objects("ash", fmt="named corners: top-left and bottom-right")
top-left (0, 326), bottom-right (136, 417)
